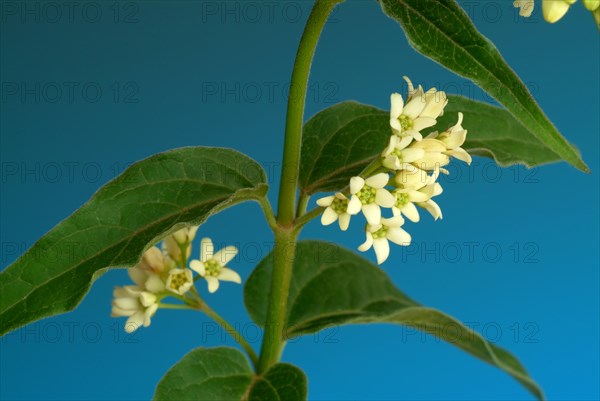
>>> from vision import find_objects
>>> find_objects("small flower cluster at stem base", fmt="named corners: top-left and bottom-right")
top-left (111, 226), bottom-right (241, 333)
top-left (317, 77), bottom-right (471, 265)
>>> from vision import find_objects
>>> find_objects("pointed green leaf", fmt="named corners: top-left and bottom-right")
top-left (299, 98), bottom-right (564, 194)
top-left (378, 0), bottom-right (588, 172)
top-left (153, 347), bottom-right (307, 401)
top-left (244, 241), bottom-right (544, 401)
top-left (0, 147), bottom-right (267, 336)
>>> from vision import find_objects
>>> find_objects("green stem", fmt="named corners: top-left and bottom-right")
top-left (256, 196), bottom-right (278, 231)
top-left (275, 0), bottom-right (342, 226)
top-left (257, 229), bottom-right (298, 373)
top-left (158, 303), bottom-right (192, 310)
top-left (201, 304), bottom-right (259, 368)
top-left (294, 206), bottom-right (324, 232)
top-left (296, 192), bottom-right (310, 218)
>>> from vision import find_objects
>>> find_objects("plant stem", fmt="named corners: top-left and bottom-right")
top-left (201, 304), bottom-right (259, 368)
top-left (275, 0), bottom-right (342, 226)
top-left (296, 192), bottom-right (310, 218)
top-left (256, 196), bottom-right (278, 231)
top-left (294, 206), bottom-right (324, 232)
top-left (257, 229), bottom-right (298, 373)
top-left (259, 0), bottom-right (342, 374)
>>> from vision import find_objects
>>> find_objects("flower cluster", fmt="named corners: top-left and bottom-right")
top-left (317, 77), bottom-right (471, 265)
top-left (514, 0), bottom-right (599, 23)
top-left (111, 227), bottom-right (241, 333)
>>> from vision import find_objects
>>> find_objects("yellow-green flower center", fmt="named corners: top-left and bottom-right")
top-left (331, 197), bottom-right (349, 214)
top-left (399, 115), bottom-right (414, 131)
top-left (356, 185), bottom-right (377, 205)
top-left (168, 271), bottom-right (189, 291)
top-left (372, 226), bottom-right (388, 239)
top-left (205, 259), bottom-right (222, 277)
top-left (395, 192), bottom-right (409, 208)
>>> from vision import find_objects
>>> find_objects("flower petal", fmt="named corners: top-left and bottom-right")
top-left (401, 202), bottom-right (420, 223)
top-left (145, 274), bottom-right (166, 293)
top-left (373, 238), bottom-right (391, 265)
top-left (347, 195), bottom-right (362, 215)
top-left (213, 246), bottom-right (238, 265)
top-left (128, 267), bottom-right (147, 288)
top-left (321, 207), bottom-right (339, 226)
top-left (189, 260), bottom-right (206, 276)
top-left (350, 176), bottom-right (365, 194)
top-left (387, 227), bottom-right (412, 246)
top-left (338, 213), bottom-right (351, 231)
top-left (125, 312), bottom-right (145, 333)
top-left (375, 188), bottom-right (396, 208)
top-left (200, 238), bottom-right (214, 262)
top-left (365, 173), bottom-right (389, 189)
top-left (206, 276), bottom-right (220, 293)
top-left (218, 267), bottom-right (242, 284)
top-left (390, 93), bottom-right (404, 119)
top-left (316, 195), bottom-right (335, 207)
top-left (402, 97), bottom-right (427, 119)
top-left (362, 203), bottom-right (382, 225)
top-left (412, 116), bottom-right (437, 132)
top-left (358, 232), bottom-right (374, 252)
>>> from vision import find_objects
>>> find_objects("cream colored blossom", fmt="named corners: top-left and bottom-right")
top-left (111, 286), bottom-right (158, 333)
top-left (381, 135), bottom-right (425, 170)
top-left (189, 238), bottom-right (241, 293)
top-left (389, 77), bottom-right (447, 140)
top-left (347, 173), bottom-right (396, 225)
top-left (129, 247), bottom-right (168, 293)
top-left (543, 0), bottom-right (576, 23)
top-left (316, 192), bottom-right (353, 231)
top-left (165, 268), bottom-right (194, 295)
top-left (393, 169), bottom-right (444, 222)
top-left (514, 0), bottom-right (535, 16)
top-left (358, 216), bottom-right (412, 265)
top-left (163, 225), bottom-right (199, 263)
top-left (427, 112), bottom-right (472, 165)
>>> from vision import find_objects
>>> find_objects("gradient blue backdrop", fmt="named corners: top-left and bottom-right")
top-left (1, 1), bottom-right (598, 400)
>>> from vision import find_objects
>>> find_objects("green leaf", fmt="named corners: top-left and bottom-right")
top-left (153, 347), bottom-right (307, 401)
top-left (299, 97), bottom-right (563, 194)
top-left (0, 147), bottom-right (267, 336)
top-left (244, 241), bottom-right (544, 401)
top-left (247, 363), bottom-right (308, 401)
top-left (378, 0), bottom-right (588, 173)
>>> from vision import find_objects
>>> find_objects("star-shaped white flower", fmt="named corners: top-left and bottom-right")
top-left (358, 216), bottom-right (412, 265)
top-left (394, 168), bottom-right (444, 221)
top-left (347, 173), bottom-right (396, 225)
top-left (427, 113), bottom-right (472, 165)
top-left (316, 192), bottom-right (353, 231)
top-left (111, 285), bottom-right (158, 333)
top-left (189, 238), bottom-right (241, 293)
top-left (381, 135), bottom-right (425, 170)
top-left (165, 268), bottom-right (194, 295)
top-left (407, 138), bottom-right (451, 172)
top-left (390, 77), bottom-right (447, 140)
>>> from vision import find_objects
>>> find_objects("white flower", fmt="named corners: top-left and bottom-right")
top-left (163, 225), bottom-right (199, 263)
top-left (583, 0), bottom-right (600, 11)
top-left (390, 77), bottom-right (447, 140)
top-left (189, 238), bottom-right (241, 293)
top-left (111, 286), bottom-right (158, 333)
top-left (165, 268), bottom-right (194, 295)
top-left (316, 193), bottom-right (353, 231)
top-left (514, 0), bottom-right (535, 17)
top-left (408, 138), bottom-right (451, 171)
top-left (392, 168), bottom-right (444, 222)
top-left (427, 113), bottom-right (472, 165)
top-left (347, 173), bottom-right (396, 225)
top-left (543, 0), bottom-right (576, 23)
top-left (381, 135), bottom-right (425, 170)
top-left (358, 216), bottom-right (412, 265)
top-left (129, 247), bottom-right (168, 293)
top-left (394, 168), bottom-right (444, 221)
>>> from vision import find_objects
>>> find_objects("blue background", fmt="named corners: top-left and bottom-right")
top-left (1, 1), bottom-right (598, 400)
